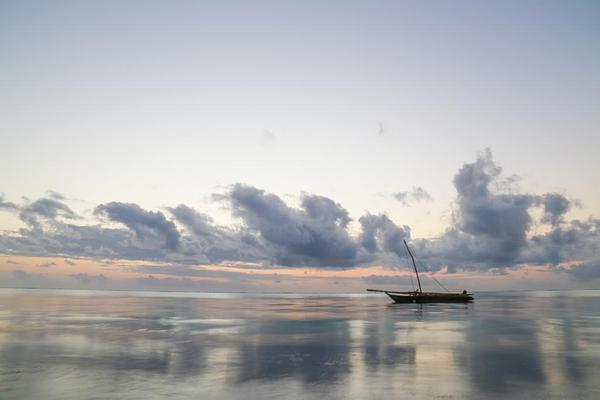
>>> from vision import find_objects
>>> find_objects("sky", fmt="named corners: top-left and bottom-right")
top-left (1, 0), bottom-right (599, 292)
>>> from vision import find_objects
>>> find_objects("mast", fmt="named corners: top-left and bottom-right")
top-left (403, 240), bottom-right (422, 293)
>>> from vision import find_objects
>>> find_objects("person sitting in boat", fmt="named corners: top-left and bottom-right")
top-left (462, 290), bottom-right (467, 295)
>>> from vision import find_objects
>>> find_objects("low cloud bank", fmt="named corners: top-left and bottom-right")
top-left (1, 150), bottom-right (598, 280)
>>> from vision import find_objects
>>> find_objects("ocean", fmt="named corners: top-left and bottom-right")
top-left (0, 289), bottom-right (599, 399)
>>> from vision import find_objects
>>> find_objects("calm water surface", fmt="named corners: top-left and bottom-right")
top-left (0, 289), bottom-right (599, 399)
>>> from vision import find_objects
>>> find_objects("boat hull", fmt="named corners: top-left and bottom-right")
top-left (386, 292), bottom-right (473, 303)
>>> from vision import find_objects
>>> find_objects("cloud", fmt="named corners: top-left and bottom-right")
top-left (417, 149), bottom-right (541, 270)
top-left (0, 204), bottom-right (203, 264)
top-left (541, 193), bottom-right (571, 226)
top-left (566, 260), bottom-right (600, 281)
top-left (0, 149), bottom-right (599, 285)
top-left (133, 264), bottom-right (277, 286)
top-left (22, 198), bottom-right (77, 219)
top-left (95, 202), bottom-right (180, 251)
top-left (394, 187), bottom-right (432, 206)
top-left (169, 204), bottom-right (217, 240)
top-left (225, 184), bottom-right (361, 267)
top-left (37, 262), bottom-right (56, 268)
top-left (19, 197), bottom-right (78, 230)
top-left (363, 274), bottom-right (413, 286)
top-left (525, 218), bottom-right (600, 266)
top-left (11, 269), bottom-right (31, 280)
top-left (0, 194), bottom-right (19, 212)
top-left (377, 121), bottom-right (385, 137)
top-left (418, 149), bottom-right (599, 273)
top-left (70, 273), bottom-right (108, 283)
top-left (359, 213), bottom-right (410, 257)
top-left (5, 259), bottom-right (20, 265)
top-left (168, 203), bottom-right (267, 264)
top-left (46, 190), bottom-right (66, 201)
top-left (64, 259), bottom-right (76, 265)
top-left (451, 149), bottom-right (537, 264)
top-left (260, 130), bottom-right (277, 146)
top-left (1, 220), bottom-right (148, 261)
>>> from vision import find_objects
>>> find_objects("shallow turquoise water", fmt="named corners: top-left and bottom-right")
top-left (0, 289), bottom-right (599, 399)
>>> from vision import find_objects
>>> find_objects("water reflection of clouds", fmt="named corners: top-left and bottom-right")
top-left (0, 291), bottom-right (599, 399)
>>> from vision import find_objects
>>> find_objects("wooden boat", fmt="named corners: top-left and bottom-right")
top-left (367, 240), bottom-right (473, 303)
top-left (367, 289), bottom-right (473, 303)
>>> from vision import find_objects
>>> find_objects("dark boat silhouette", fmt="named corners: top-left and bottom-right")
top-left (367, 240), bottom-right (474, 303)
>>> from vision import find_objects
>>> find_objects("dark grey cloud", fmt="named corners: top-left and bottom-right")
top-left (18, 197), bottom-right (77, 230)
top-left (451, 149), bottom-right (537, 265)
top-left (22, 198), bottom-right (76, 219)
top-left (169, 204), bottom-right (217, 240)
top-left (416, 150), bottom-right (547, 271)
top-left (226, 184), bottom-right (361, 267)
top-left (95, 202), bottom-right (180, 251)
top-left (541, 193), bottom-right (571, 226)
top-left (1, 198), bottom-right (259, 266)
top-left (0, 199), bottom-right (191, 264)
top-left (394, 187), bottom-right (432, 206)
top-left (419, 149), bottom-right (539, 270)
top-left (525, 218), bottom-right (600, 266)
top-left (52, 224), bottom-right (160, 260)
top-left (0, 150), bottom-right (599, 282)
top-left (168, 203), bottom-right (267, 264)
top-left (565, 260), bottom-right (600, 281)
top-left (418, 149), bottom-right (599, 273)
top-left (359, 213), bottom-right (410, 257)
top-left (0, 194), bottom-right (19, 211)
top-left (1, 219), bottom-right (147, 260)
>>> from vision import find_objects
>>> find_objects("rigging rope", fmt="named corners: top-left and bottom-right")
top-left (428, 272), bottom-right (451, 293)
top-left (409, 245), bottom-right (452, 293)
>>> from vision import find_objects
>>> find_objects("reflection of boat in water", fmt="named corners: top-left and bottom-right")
top-left (367, 240), bottom-right (474, 303)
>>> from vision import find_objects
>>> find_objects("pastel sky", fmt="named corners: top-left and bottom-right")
top-left (1, 0), bottom-right (599, 292)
